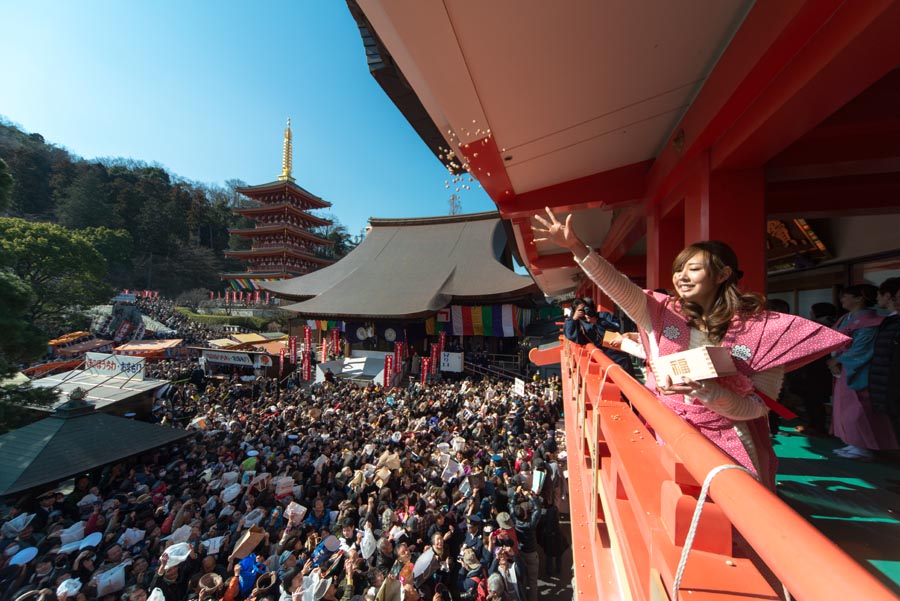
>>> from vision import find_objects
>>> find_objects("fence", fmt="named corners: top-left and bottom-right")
top-left (554, 338), bottom-right (895, 601)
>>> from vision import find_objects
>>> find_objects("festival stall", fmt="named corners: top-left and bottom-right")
top-left (51, 337), bottom-right (114, 359)
top-left (112, 339), bottom-right (188, 361)
top-left (195, 348), bottom-right (277, 380)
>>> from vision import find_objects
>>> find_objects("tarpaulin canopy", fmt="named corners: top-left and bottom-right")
top-left (265, 212), bottom-right (540, 319)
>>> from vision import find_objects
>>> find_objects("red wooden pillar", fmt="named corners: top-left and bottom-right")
top-left (646, 202), bottom-right (684, 291)
top-left (679, 157), bottom-right (767, 295)
top-left (708, 170), bottom-right (766, 295)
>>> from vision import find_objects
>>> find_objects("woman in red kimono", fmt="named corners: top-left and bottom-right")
top-left (533, 208), bottom-right (849, 488)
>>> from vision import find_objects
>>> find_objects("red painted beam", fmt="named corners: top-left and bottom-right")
top-left (511, 216), bottom-right (541, 274)
top-left (497, 160), bottom-right (652, 219)
top-left (613, 255), bottom-right (647, 279)
top-left (530, 252), bottom-right (577, 271)
top-left (767, 172), bottom-right (900, 218)
top-left (713, 0), bottom-right (900, 170)
top-left (600, 204), bottom-right (647, 264)
top-left (645, 0), bottom-right (845, 205)
top-left (768, 71), bottom-right (900, 169)
top-left (528, 343), bottom-right (561, 367)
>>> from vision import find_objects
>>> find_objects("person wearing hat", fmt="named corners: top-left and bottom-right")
top-left (487, 513), bottom-right (518, 559)
top-left (457, 547), bottom-right (488, 598)
top-left (32, 493), bottom-right (58, 532)
top-left (460, 515), bottom-right (487, 564)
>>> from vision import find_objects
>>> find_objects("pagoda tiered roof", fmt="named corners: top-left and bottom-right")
top-left (228, 223), bottom-right (334, 246)
top-left (233, 203), bottom-right (332, 227)
top-left (223, 247), bottom-right (334, 265)
top-left (236, 179), bottom-right (331, 210)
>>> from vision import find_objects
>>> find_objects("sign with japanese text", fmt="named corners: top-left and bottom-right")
top-left (440, 352), bottom-right (464, 373)
top-left (201, 349), bottom-right (254, 366)
top-left (85, 352), bottom-right (146, 380)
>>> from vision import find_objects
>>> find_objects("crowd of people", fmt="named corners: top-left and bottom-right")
top-left (6, 210), bottom-right (899, 601)
top-left (134, 298), bottom-right (219, 346)
top-left (1, 368), bottom-right (569, 601)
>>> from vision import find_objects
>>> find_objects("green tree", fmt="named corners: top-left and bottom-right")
top-left (81, 226), bottom-right (135, 288)
top-left (56, 163), bottom-right (116, 229)
top-left (316, 212), bottom-right (359, 259)
top-left (0, 218), bottom-right (110, 330)
top-left (0, 271), bottom-right (56, 432)
top-left (5, 144), bottom-right (53, 217)
top-left (0, 158), bottom-right (12, 211)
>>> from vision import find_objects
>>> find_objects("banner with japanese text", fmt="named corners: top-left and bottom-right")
top-left (384, 354), bottom-right (393, 387)
top-left (421, 357), bottom-right (430, 384)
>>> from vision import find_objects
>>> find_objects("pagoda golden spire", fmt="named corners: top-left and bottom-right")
top-left (278, 118), bottom-right (295, 182)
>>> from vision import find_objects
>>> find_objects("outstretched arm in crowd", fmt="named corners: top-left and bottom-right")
top-left (222, 564), bottom-right (242, 601)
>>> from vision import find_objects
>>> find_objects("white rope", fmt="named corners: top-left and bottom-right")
top-left (671, 463), bottom-right (754, 599)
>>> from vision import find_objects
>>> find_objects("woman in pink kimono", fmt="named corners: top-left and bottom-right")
top-left (827, 284), bottom-right (898, 460)
top-left (533, 208), bottom-right (849, 488)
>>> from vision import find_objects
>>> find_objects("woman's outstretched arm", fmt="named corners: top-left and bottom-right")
top-left (533, 208), bottom-right (651, 331)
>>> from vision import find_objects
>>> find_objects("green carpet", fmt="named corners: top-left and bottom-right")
top-left (773, 424), bottom-right (900, 594)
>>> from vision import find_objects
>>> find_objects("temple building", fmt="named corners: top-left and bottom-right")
top-left (220, 119), bottom-right (335, 291)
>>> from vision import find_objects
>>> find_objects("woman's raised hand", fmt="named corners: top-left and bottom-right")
top-left (532, 207), bottom-right (585, 254)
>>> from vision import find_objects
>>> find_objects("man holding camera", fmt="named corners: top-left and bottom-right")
top-left (564, 298), bottom-right (635, 376)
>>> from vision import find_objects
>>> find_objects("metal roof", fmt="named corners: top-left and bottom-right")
top-left (28, 370), bottom-right (167, 412)
top-left (265, 212), bottom-right (540, 318)
top-left (0, 401), bottom-right (190, 497)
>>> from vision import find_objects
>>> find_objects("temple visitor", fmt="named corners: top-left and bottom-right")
top-left (532, 207), bottom-right (849, 488)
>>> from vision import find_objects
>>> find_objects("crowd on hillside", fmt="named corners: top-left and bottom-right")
top-left (134, 299), bottom-right (220, 345)
top-left (0, 370), bottom-right (569, 601)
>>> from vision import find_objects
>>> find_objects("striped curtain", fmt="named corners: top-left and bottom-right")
top-left (425, 304), bottom-right (525, 337)
top-left (305, 320), bottom-right (345, 331)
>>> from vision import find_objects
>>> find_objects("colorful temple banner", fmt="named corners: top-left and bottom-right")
top-left (305, 320), bottom-right (344, 331)
top-left (425, 304), bottom-right (528, 337)
top-left (227, 278), bottom-right (280, 292)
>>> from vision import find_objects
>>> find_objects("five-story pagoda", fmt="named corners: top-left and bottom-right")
top-left (221, 120), bottom-right (335, 291)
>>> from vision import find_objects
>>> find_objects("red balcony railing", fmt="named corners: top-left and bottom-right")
top-left (553, 338), bottom-right (896, 601)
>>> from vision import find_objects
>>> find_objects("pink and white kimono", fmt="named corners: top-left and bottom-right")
top-left (639, 291), bottom-right (850, 488)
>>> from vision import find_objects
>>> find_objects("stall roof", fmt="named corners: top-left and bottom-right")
top-left (0, 400), bottom-right (190, 497)
top-left (265, 212), bottom-right (539, 318)
top-left (55, 339), bottom-right (114, 358)
top-left (260, 332), bottom-right (288, 340)
top-left (113, 339), bottom-right (183, 355)
top-left (28, 370), bottom-right (167, 412)
top-left (230, 333), bottom-right (270, 344)
top-left (48, 332), bottom-right (93, 346)
top-left (207, 338), bottom-right (239, 348)
top-left (255, 341), bottom-right (288, 355)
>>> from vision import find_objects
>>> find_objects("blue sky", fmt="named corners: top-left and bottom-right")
top-left (0, 0), bottom-right (495, 237)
